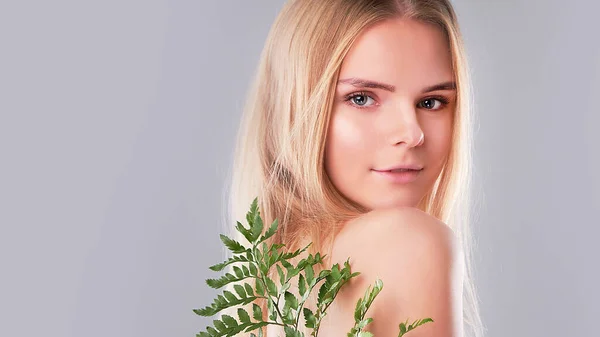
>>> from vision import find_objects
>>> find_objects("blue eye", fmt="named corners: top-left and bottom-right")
top-left (343, 93), bottom-right (451, 111)
top-left (344, 92), bottom-right (376, 109)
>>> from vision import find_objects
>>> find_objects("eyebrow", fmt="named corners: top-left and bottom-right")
top-left (337, 77), bottom-right (457, 93)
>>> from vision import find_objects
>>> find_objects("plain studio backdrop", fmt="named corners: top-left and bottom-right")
top-left (0, 1), bottom-right (598, 336)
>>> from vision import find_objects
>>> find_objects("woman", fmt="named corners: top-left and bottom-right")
top-left (222, 0), bottom-right (484, 336)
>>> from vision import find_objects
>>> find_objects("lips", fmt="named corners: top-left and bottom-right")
top-left (387, 168), bottom-right (420, 172)
top-left (375, 163), bottom-right (423, 171)
top-left (372, 167), bottom-right (422, 183)
top-left (373, 165), bottom-right (423, 172)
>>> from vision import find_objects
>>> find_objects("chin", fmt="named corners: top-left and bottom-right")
top-left (369, 196), bottom-right (421, 210)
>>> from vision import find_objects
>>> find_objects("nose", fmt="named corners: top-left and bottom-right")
top-left (384, 104), bottom-right (424, 148)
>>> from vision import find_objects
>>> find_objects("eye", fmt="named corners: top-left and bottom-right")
top-left (344, 91), bottom-right (377, 109)
top-left (418, 97), bottom-right (450, 111)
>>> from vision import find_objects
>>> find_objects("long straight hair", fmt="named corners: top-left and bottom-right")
top-left (220, 1), bottom-right (484, 336)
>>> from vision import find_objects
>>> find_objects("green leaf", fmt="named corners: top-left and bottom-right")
top-left (284, 291), bottom-right (299, 311)
top-left (398, 318), bottom-right (434, 336)
top-left (328, 280), bottom-right (342, 294)
top-left (281, 304), bottom-right (289, 318)
top-left (206, 327), bottom-right (219, 336)
top-left (223, 290), bottom-right (238, 302)
top-left (208, 255), bottom-right (248, 271)
top-left (244, 283), bottom-right (254, 297)
top-left (206, 271), bottom-right (252, 289)
top-left (258, 219), bottom-right (279, 244)
top-left (193, 291), bottom-right (258, 317)
top-left (249, 263), bottom-right (258, 276)
top-left (305, 264), bottom-right (314, 286)
top-left (244, 321), bottom-right (269, 334)
top-left (219, 234), bottom-right (247, 254)
top-left (280, 259), bottom-right (299, 280)
top-left (399, 322), bottom-right (407, 335)
top-left (271, 243), bottom-right (286, 251)
top-left (265, 247), bottom-right (278, 268)
top-left (354, 293), bottom-right (364, 321)
top-left (367, 279), bottom-right (383, 307)
top-left (356, 318), bottom-right (373, 330)
top-left (237, 308), bottom-right (251, 324)
top-left (280, 282), bottom-right (291, 294)
top-left (236, 221), bottom-right (254, 243)
top-left (252, 303), bottom-right (262, 321)
top-left (298, 273), bottom-right (307, 297)
top-left (259, 261), bottom-right (269, 277)
top-left (261, 242), bottom-right (268, 255)
top-left (265, 277), bottom-right (278, 297)
top-left (255, 248), bottom-right (262, 262)
top-left (318, 269), bottom-right (331, 279)
top-left (267, 298), bottom-right (278, 321)
top-left (317, 279), bottom-right (329, 306)
top-left (288, 266), bottom-right (302, 280)
top-left (213, 319), bottom-right (227, 332)
top-left (222, 314), bottom-right (237, 328)
top-left (345, 279), bottom-right (388, 337)
top-left (358, 332), bottom-right (373, 337)
top-left (284, 325), bottom-right (302, 337)
top-left (233, 266), bottom-right (244, 278)
top-left (276, 264), bottom-right (286, 286)
top-left (233, 284), bottom-right (247, 298)
top-left (255, 279), bottom-right (265, 296)
top-left (250, 209), bottom-right (264, 242)
top-left (330, 263), bottom-right (341, 280)
top-left (246, 198), bottom-right (259, 227)
top-left (281, 242), bottom-right (311, 260)
top-left (303, 308), bottom-right (316, 328)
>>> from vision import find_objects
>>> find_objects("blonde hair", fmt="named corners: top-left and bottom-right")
top-left (219, 0), bottom-right (485, 336)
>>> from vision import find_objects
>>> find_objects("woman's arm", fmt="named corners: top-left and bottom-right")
top-left (322, 207), bottom-right (463, 337)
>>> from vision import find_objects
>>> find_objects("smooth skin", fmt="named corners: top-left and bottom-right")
top-left (324, 18), bottom-right (456, 211)
top-left (321, 207), bottom-right (463, 337)
top-left (266, 208), bottom-right (463, 337)
top-left (266, 17), bottom-right (462, 337)
top-left (321, 18), bottom-right (463, 337)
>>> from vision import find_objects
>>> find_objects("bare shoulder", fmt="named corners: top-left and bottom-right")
top-left (334, 207), bottom-right (457, 254)
top-left (323, 207), bottom-right (463, 337)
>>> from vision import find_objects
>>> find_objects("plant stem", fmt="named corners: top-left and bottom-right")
top-left (294, 286), bottom-right (311, 331)
top-left (250, 245), bottom-right (286, 326)
top-left (266, 276), bottom-right (286, 322)
top-left (312, 276), bottom-right (352, 337)
top-left (266, 322), bottom-right (285, 327)
top-left (293, 271), bottom-right (324, 332)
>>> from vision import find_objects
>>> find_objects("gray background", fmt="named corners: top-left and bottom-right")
top-left (0, 1), bottom-right (597, 336)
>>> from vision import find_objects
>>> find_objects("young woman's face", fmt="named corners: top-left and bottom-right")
top-left (325, 18), bottom-right (456, 211)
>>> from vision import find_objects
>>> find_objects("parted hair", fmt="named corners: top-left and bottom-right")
top-left (221, 1), bottom-right (484, 336)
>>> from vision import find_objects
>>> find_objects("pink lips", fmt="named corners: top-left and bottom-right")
top-left (372, 168), bottom-right (422, 183)
top-left (377, 164), bottom-right (424, 171)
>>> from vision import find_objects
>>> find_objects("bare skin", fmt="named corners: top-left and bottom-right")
top-left (267, 17), bottom-right (462, 337)
top-left (325, 17), bottom-right (455, 211)
top-left (320, 207), bottom-right (463, 337)
top-left (265, 208), bottom-right (462, 337)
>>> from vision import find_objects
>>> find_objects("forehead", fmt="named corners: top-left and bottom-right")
top-left (339, 18), bottom-right (453, 91)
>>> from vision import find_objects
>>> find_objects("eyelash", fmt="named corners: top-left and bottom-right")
top-left (343, 91), bottom-right (451, 111)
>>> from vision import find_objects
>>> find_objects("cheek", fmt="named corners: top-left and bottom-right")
top-left (424, 116), bottom-right (453, 164)
top-left (325, 112), bottom-right (372, 179)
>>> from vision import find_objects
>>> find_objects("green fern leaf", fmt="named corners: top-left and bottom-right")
top-left (219, 234), bottom-right (248, 254)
